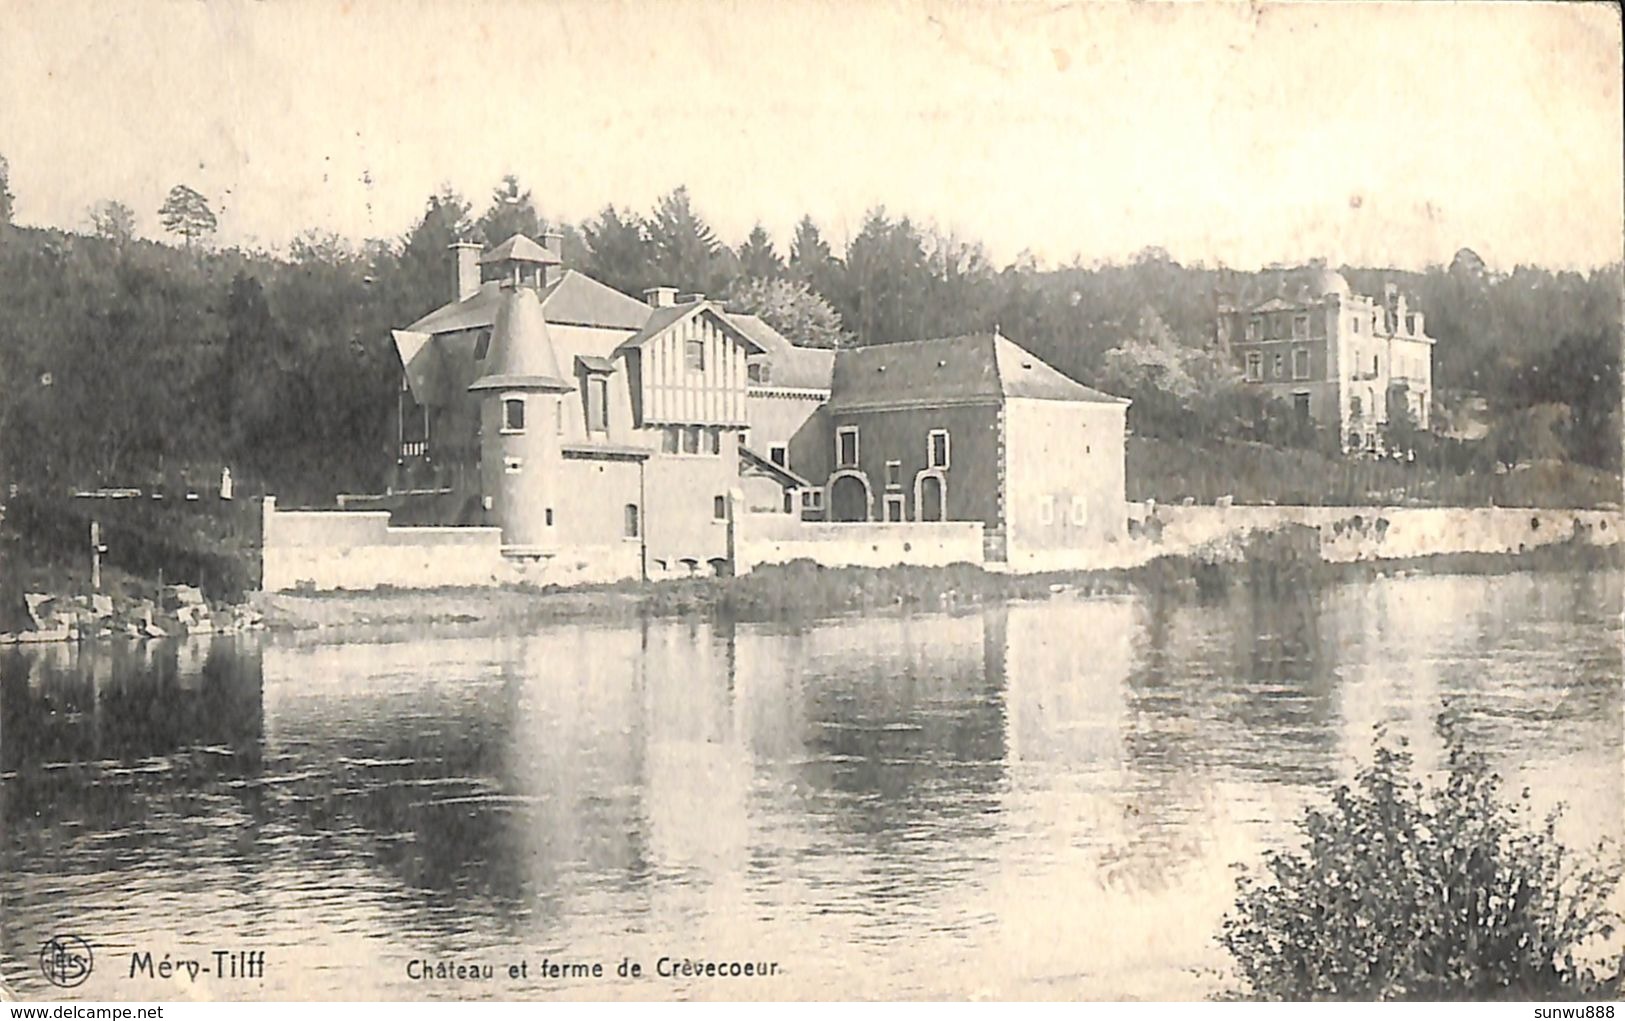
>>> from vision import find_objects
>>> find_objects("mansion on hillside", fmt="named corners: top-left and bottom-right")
top-left (375, 233), bottom-right (1130, 579)
top-left (1216, 266), bottom-right (1435, 451)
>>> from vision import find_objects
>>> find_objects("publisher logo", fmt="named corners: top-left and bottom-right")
top-left (39, 935), bottom-right (94, 988)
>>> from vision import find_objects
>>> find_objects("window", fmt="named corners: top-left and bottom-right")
top-left (713, 495), bottom-right (728, 521)
top-left (473, 329), bottom-right (492, 361)
top-left (685, 338), bottom-right (705, 372)
top-left (1406, 314), bottom-right (1416, 335)
top-left (885, 460), bottom-right (902, 488)
top-left (1246, 318), bottom-right (1260, 341)
top-left (836, 427), bottom-right (859, 468)
top-left (706, 427), bottom-right (722, 456)
top-left (883, 494), bottom-right (905, 522)
top-left (1246, 353), bottom-right (1263, 381)
top-left (1292, 348), bottom-right (1310, 380)
top-left (1293, 314), bottom-right (1309, 339)
top-left (1273, 353), bottom-right (1284, 379)
top-left (502, 397), bottom-right (525, 433)
top-left (1372, 355), bottom-right (1380, 375)
top-left (1352, 316), bottom-right (1361, 334)
top-left (1349, 431), bottom-right (1363, 449)
top-left (769, 444), bottom-right (788, 467)
top-left (928, 429), bottom-right (950, 469)
top-left (662, 426), bottom-right (679, 454)
top-left (802, 487), bottom-right (824, 511)
top-left (683, 425), bottom-right (701, 455)
top-left (747, 362), bottom-right (770, 384)
top-left (1351, 394), bottom-right (1363, 416)
top-left (586, 376), bottom-right (609, 432)
top-left (1069, 495), bottom-right (1087, 526)
top-left (624, 504), bottom-right (639, 538)
top-left (1038, 495), bottom-right (1055, 525)
top-left (504, 456), bottom-right (523, 474)
top-left (545, 508), bottom-right (554, 526)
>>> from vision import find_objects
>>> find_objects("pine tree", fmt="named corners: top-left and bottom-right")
top-left (158, 184), bottom-right (217, 247)
top-left (582, 204), bottom-right (653, 296)
top-left (645, 186), bottom-right (721, 293)
top-left (476, 174), bottom-right (543, 246)
top-left (737, 224), bottom-right (784, 279)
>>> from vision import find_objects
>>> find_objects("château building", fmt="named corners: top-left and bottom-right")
top-left (1216, 266), bottom-right (1434, 451)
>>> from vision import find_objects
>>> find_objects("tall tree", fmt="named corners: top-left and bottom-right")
top-left (788, 214), bottom-right (840, 302)
top-left (475, 174), bottom-right (543, 246)
top-left (88, 199), bottom-right (138, 245)
top-left (0, 153), bottom-right (13, 227)
top-left (644, 186), bottom-right (722, 293)
top-left (387, 186), bottom-right (474, 318)
top-left (582, 204), bottom-right (653, 296)
top-left (158, 184), bottom-right (218, 247)
top-left (840, 207), bottom-right (929, 345)
top-left (737, 223), bottom-right (783, 280)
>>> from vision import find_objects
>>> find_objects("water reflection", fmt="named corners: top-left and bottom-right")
top-left (1, 570), bottom-right (1619, 1000)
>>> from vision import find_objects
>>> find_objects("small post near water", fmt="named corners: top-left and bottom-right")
top-left (89, 520), bottom-right (106, 591)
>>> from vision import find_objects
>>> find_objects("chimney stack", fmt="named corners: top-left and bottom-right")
top-left (451, 242), bottom-right (482, 302)
top-left (676, 292), bottom-right (706, 305)
top-left (643, 286), bottom-right (678, 308)
top-left (541, 231), bottom-right (565, 286)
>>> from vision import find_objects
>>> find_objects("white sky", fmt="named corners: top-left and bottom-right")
top-left (2, 0), bottom-right (1621, 271)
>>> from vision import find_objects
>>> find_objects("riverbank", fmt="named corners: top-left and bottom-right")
top-left (9, 524), bottom-right (1618, 643)
top-left (248, 535), bottom-right (1622, 633)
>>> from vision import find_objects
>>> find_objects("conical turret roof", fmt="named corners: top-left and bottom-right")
top-left (469, 283), bottom-right (575, 392)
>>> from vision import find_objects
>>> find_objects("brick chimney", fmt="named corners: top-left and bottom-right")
top-left (643, 286), bottom-right (677, 308)
top-left (541, 231), bottom-right (565, 286)
top-left (451, 241), bottom-right (482, 302)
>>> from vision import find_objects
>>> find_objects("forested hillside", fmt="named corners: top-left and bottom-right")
top-left (1, 166), bottom-right (1619, 506)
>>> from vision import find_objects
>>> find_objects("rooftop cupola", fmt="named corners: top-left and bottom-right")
top-left (468, 280), bottom-right (574, 394)
top-left (479, 233), bottom-right (563, 291)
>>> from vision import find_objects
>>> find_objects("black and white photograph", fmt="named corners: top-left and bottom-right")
top-left (1, 0), bottom-right (1622, 1005)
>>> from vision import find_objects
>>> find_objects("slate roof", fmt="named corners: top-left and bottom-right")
top-left (826, 333), bottom-right (1127, 413)
top-left (406, 270), bottom-right (653, 336)
top-left (479, 233), bottom-right (558, 265)
top-left (1226, 266), bottom-right (1355, 310)
top-left (731, 314), bottom-right (835, 391)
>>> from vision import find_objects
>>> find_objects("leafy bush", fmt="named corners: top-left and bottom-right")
top-left (1221, 719), bottom-right (1625, 1000)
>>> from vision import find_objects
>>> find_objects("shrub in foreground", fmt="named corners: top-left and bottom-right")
top-left (1221, 719), bottom-right (1625, 1000)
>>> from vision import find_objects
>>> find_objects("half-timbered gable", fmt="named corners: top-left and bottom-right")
top-left (617, 301), bottom-right (762, 428)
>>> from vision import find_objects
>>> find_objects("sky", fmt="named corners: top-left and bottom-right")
top-left (2, 0), bottom-right (1621, 272)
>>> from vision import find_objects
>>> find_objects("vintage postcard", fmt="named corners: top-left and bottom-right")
top-left (1, 0), bottom-right (1622, 1006)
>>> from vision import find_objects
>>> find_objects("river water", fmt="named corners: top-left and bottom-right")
top-left (2, 569), bottom-right (1620, 1000)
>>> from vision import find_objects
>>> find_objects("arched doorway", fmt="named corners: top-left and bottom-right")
top-left (918, 473), bottom-right (946, 521)
top-left (829, 473), bottom-right (870, 522)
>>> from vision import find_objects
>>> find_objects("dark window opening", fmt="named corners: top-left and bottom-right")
top-left (502, 397), bottom-right (525, 432)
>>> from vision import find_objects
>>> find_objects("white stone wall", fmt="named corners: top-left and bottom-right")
top-left (261, 499), bottom-right (511, 591)
top-left (1156, 504), bottom-right (1622, 563)
top-left (737, 514), bottom-right (984, 570)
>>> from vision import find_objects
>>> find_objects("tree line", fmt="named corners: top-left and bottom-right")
top-left (0, 161), bottom-right (1619, 509)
